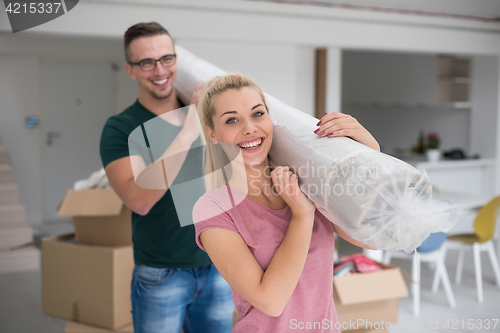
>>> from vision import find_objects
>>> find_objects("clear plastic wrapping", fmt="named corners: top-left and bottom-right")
top-left (175, 46), bottom-right (458, 253)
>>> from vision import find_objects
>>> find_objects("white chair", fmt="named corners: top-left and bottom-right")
top-left (384, 232), bottom-right (456, 316)
top-left (442, 196), bottom-right (500, 303)
top-left (362, 249), bottom-right (384, 262)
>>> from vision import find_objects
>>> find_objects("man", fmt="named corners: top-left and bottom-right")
top-left (99, 22), bottom-right (234, 333)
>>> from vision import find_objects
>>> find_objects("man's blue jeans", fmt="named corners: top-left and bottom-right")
top-left (131, 264), bottom-right (234, 333)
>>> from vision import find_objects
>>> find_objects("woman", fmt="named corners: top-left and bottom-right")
top-left (192, 74), bottom-right (379, 332)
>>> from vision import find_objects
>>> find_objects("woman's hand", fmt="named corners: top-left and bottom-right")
top-left (314, 112), bottom-right (380, 151)
top-left (201, 166), bottom-right (316, 317)
top-left (271, 166), bottom-right (315, 217)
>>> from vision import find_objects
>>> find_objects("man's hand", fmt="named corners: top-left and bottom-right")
top-left (179, 83), bottom-right (205, 144)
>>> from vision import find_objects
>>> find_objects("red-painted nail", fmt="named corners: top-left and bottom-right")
top-left (328, 132), bottom-right (334, 135)
top-left (316, 120), bottom-right (322, 126)
top-left (314, 128), bottom-right (319, 134)
top-left (324, 113), bottom-right (327, 116)
top-left (318, 131), bottom-right (325, 136)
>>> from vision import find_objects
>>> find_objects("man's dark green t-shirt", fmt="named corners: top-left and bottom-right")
top-left (100, 99), bottom-right (211, 268)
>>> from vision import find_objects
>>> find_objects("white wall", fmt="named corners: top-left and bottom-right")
top-left (0, 35), bottom-right (135, 225)
top-left (343, 51), bottom-right (437, 105)
top-left (326, 48), bottom-right (342, 114)
top-left (345, 106), bottom-right (471, 155)
top-left (0, 56), bottom-right (43, 226)
top-left (176, 39), bottom-right (298, 107)
top-left (115, 65), bottom-right (139, 115)
top-left (470, 55), bottom-right (499, 159)
top-left (469, 55), bottom-right (500, 195)
top-left (342, 51), bottom-right (471, 155)
top-left (0, 34), bottom-right (139, 116)
top-left (295, 46), bottom-right (316, 117)
top-left (3, 1), bottom-right (500, 54)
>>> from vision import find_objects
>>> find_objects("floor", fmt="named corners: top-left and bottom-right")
top-left (0, 221), bottom-right (72, 333)
top-left (0, 221), bottom-right (499, 333)
top-left (338, 238), bottom-right (500, 333)
top-left (389, 253), bottom-right (500, 333)
top-left (389, 252), bottom-right (500, 333)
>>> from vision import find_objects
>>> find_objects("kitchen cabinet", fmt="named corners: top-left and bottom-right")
top-left (436, 56), bottom-right (471, 108)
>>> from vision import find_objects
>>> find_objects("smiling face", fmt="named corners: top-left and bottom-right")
top-left (125, 34), bottom-right (177, 101)
top-left (207, 87), bottom-right (273, 168)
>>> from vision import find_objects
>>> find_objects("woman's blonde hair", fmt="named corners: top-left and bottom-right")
top-left (198, 73), bottom-right (269, 191)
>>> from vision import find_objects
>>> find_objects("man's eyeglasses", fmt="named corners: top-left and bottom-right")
top-left (128, 54), bottom-right (177, 71)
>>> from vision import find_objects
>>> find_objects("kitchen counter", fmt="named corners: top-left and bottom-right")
top-left (398, 157), bottom-right (497, 197)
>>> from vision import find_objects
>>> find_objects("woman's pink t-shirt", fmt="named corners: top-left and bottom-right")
top-left (193, 185), bottom-right (341, 333)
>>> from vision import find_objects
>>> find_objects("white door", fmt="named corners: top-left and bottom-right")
top-left (41, 62), bottom-right (114, 222)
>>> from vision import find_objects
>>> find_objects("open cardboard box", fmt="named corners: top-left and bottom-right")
top-left (42, 236), bottom-right (134, 330)
top-left (57, 188), bottom-right (132, 246)
top-left (333, 262), bottom-right (409, 332)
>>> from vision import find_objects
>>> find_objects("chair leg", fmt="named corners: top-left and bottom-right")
top-left (455, 248), bottom-right (465, 285)
top-left (383, 251), bottom-right (391, 265)
top-left (431, 263), bottom-right (441, 293)
top-left (364, 249), bottom-right (384, 262)
top-left (438, 256), bottom-right (457, 308)
top-left (432, 245), bottom-right (448, 293)
top-left (486, 242), bottom-right (500, 289)
top-left (472, 243), bottom-right (484, 303)
top-left (497, 238), bottom-right (500, 263)
top-left (412, 253), bottom-right (420, 316)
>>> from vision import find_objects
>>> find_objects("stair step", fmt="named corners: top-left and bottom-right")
top-left (0, 227), bottom-right (33, 250)
top-left (0, 184), bottom-right (20, 205)
top-left (0, 222), bottom-right (28, 229)
top-left (0, 164), bottom-right (14, 184)
top-left (0, 147), bottom-right (6, 164)
top-left (0, 247), bottom-right (40, 274)
top-left (0, 205), bottom-right (26, 226)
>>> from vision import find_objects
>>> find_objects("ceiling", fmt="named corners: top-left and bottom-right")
top-left (243, 0), bottom-right (500, 21)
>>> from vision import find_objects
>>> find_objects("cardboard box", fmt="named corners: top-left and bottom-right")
top-left (57, 188), bottom-right (132, 246)
top-left (333, 263), bottom-right (409, 332)
top-left (65, 322), bottom-right (133, 333)
top-left (42, 239), bottom-right (134, 330)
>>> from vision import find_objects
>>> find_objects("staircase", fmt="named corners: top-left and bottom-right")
top-left (0, 147), bottom-right (40, 274)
